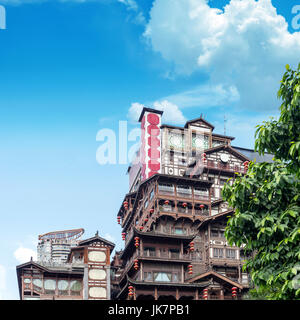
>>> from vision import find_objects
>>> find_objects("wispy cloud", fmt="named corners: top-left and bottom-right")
top-left (161, 84), bottom-right (240, 109)
top-left (117, 0), bottom-right (145, 25)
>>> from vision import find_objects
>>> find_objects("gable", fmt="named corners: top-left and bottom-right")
top-left (188, 271), bottom-right (243, 289)
top-left (184, 117), bottom-right (215, 130)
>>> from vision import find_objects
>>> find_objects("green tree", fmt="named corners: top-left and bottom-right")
top-left (222, 64), bottom-right (300, 300)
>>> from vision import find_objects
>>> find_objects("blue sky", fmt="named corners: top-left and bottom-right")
top-left (0, 0), bottom-right (299, 299)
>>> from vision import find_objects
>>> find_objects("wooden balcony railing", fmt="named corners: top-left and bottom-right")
top-left (206, 160), bottom-right (245, 173)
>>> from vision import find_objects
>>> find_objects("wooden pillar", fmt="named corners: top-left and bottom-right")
top-left (176, 288), bottom-right (179, 300)
top-left (140, 238), bottom-right (144, 253)
top-left (238, 264), bottom-right (241, 283)
top-left (220, 289), bottom-right (224, 300)
top-left (154, 287), bottom-right (158, 300)
top-left (140, 261), bottom-right (143, 281)
top-left (195, 289), bottom-right (199, 301)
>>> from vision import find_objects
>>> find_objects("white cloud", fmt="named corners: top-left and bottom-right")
top-left (127, 100), bottom-right (186, 124)
top-left (153, 100), bottom-right (186, 124)
top-left (144, 0), bottom-right (300, 111)
top-left (14, 246), bottom-right (37, 264)
top-left (127, 102), bottom-right (145, 122)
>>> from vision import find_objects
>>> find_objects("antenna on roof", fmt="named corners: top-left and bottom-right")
top-left (224, 114), bottom-right (227, 136)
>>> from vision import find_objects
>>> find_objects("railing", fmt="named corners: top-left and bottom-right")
top-left (159, 205), bottom-right (175, 213)
top-left (206, 160), bottom-right (245, 173)
top-left (177, 207), bottom-right (193, 214)
top-left (194, 209), bottom-right (209, 216)
top-left (176, 191), bottom-right (192, 198)
top-left (140, 251), bottom-right (190, 261)
top-left (158, 186), bottom-right (175, 196)
top-left (159, 205), bottom-right (209, 216)
top-left (158, 187), bottom-right (210, 202)
top-left (194, 194), bottom-right (209, 201)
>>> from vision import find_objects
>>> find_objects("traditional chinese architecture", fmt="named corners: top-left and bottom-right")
top-left (16, 229), bottom-right (115, 300)
top-left (112, 107), bottom-right (271, 300)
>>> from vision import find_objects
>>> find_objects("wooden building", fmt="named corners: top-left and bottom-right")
top-left (16, 231), bottom-right (115, 300)
top-left (112, 107), bottom-right (258, 300)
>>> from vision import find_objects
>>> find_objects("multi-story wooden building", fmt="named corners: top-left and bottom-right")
top-left (16, 230), bottom-right (115, 300)
top-left (112, 107), bottom-right (270, 300)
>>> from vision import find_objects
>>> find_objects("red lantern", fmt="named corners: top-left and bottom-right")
top-left (134, 236), bottom-right (140, 248)
top-left (232, 287), bottom-right (237, 298)
top-left (117, 216), bottom-right (121, 224)
top-left (150, 208), bottom-right (154, 214)
top-left (164, 200), bottom-right (169, 205)
top-left (140, 226), bottom-right (144, 231)
top-left (188, 264), bottom-right (193, 274)
top-left (200, 204), bottom-right (205, 209)
top-left (134, 259), bottom-right (139, 270)
top-left (201, 153), bottom-right (207, 162)
top-left (121, 232), bottom-right (126, 240)
top-left (189, 241), bottom-right (194, 251)
top-left (243, 161), bottom-right (249, 172)
top-left (182, 202), bottom-right (187, 208)
top-left (123, 201), bottom-right (129, 210)
top-left (144, 218), bottom-right (149, 223)
top-left (128, 285), bottom-right (134, 297)
top-left (203, 288), bottom-right (208, 300)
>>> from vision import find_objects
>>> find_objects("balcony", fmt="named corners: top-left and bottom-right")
top-left (159, 204), bottom-right (209, 217)
top-left (140, 250), bottom-right (190, 261)
top-left (157, 185), bottom-right (175, 196)
top-left (206, 160), bottom-right (245, 174)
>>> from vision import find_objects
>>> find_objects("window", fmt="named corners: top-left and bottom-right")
top-left (58, 280), bottom-right (69, 295)
top-left (158, 183), bottom-right (174, 193)
top-left (194, 187), bottom-right (208, 195)
top-left (177, 185), bottom-right (191, 194)
top-left (173, 273), bottom-right (179, 282)
top-left (169, 249), bottom-right (180, 259)
top-left (70, 280), bottom-right (82, 295)
top-left (149, 189), bottom-right (154, 201)
top-left (44, 279), bottom-right (56, 295)
top-left (169, 151), bottom-right (174, 164)
top-left (144, 247), bottom-right (156, 257)
top-left (32, 278), bottom-right (42, 293)
top-left (213, 248), bottom-right (223, 258)
top-left (144, 272), bottom-right (152, 281)
top-left (144, 199), bottom-right (148, 209)
top-left (226, 249), bottom-right (236, 259)
top-left (174, 228), bottom-right (185, 235)
top-left (211, 229), bottom-right (219, 237)
top-left (153, 272), bottom-right (172, 282)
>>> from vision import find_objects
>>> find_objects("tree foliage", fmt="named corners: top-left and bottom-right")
top-left (222, 64), bottom-right (300, 300)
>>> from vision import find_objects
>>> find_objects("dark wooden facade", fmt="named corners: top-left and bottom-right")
top-left (112, 109), bottom-right (252, 300)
